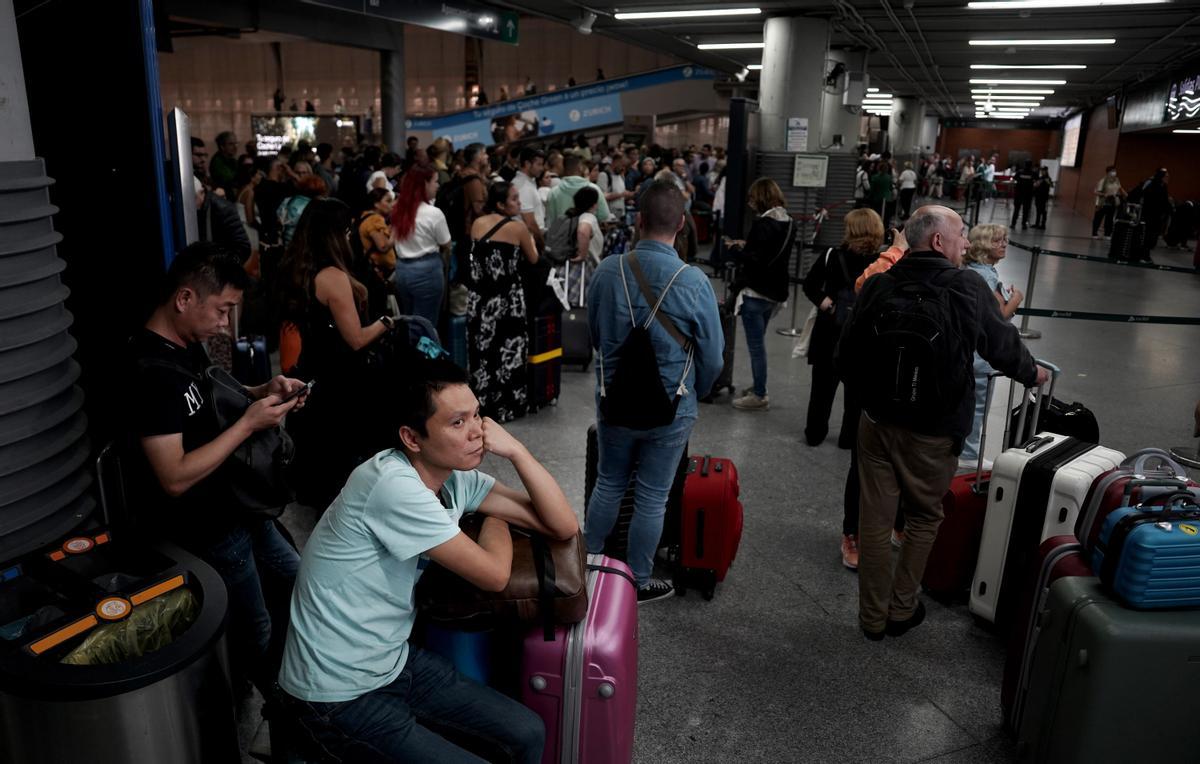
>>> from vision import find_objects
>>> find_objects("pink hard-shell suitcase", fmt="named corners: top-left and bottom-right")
top-left (521, 554), bottom-right (638, 764)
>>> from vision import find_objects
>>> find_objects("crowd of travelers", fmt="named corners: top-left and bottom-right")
top-left (130, 128), bottom-right (1191, 760)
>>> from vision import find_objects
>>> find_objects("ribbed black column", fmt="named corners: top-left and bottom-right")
top-left (0, 159), bottom-right (93, 560)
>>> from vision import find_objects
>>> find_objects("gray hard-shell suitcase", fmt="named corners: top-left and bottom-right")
top-left (1015, 576), bottom-right (1200, 763)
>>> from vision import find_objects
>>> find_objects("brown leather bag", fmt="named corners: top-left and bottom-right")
top-left (416, 513), bottom-right (588, 639)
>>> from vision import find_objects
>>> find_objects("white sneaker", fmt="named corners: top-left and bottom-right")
top-left (732, 392), bottom-right (770, 411)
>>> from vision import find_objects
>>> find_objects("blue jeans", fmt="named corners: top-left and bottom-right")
top-left (585, 417), bottom-right (695, 586)
top-left (739, 296), bottom-right (774, 397)
top-left (284, 646), bottom-right (544, 763)
top-left (200, 519), bottom-right (299, 695)
top-left (394, 252), bottom-right (445, 328)
top-left (960, 355), bottom-right (993, 464)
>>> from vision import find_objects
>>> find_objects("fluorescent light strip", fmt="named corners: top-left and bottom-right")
top-left (747, 65), bottom-right (763, 70)
top-left (1173, 129), bottom-right (1200, 134)
top-left (697, 42), bottom-right (764, 50)
top-left (971, 79), bottom-right (1067, 85)
top-left (977, 114), bottom-right (1028, 119)
top-left (970, 38), bottom-right (1115, 45)
top-left (971, 94), bottom-right (1045, 100)
top-left (614, 7), bottom-right (762, 20)
top-left (969, 0), bottom-right (1163, 8)
top-left (977, 103), bottom-right (1042, 107)
top-left (972, 88), bottom-right (1055, 94)
top-left (867, 87), bottom-right (879, 92)
top-left (970, 64), bottom-right (1085, 69)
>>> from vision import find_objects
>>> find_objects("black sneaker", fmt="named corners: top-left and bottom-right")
top-left (885, 601), bottom-right (927, 638)
top-left (861, 624), bottom-right (885, 642)
top-left (637, 578), bottom-right (675, 605)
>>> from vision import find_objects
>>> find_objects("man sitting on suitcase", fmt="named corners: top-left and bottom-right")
top-left (838, 205), bottom-right (1049, 640)
top-left (278, 358), bottom-right (577, 762)
top-left (585, 180), bottom-right (725, 603)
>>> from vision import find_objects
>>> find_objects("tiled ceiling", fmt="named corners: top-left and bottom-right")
top-left (496, 1), bottom-right (1200, 121)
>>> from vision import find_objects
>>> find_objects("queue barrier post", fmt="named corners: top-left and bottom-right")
top-left (1019, 246), bottom-right (1042, 340)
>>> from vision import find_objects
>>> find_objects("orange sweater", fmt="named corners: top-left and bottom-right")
top-left (854, 245), bottom-right (906, 293)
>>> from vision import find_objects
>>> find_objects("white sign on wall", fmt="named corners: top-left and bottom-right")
top-left (786, 117), bottom-right (809, 152)
top-left (793, 154), bottom-right (828, 188)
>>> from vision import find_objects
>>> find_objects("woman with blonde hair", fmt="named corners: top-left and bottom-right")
top-left (960, 223), bottom-right (1023, 469)
top-left (725, 177), bottom-right (796, 410)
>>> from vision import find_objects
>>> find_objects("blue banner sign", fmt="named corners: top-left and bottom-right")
top-left (406, 65), bottom-right (716, 145)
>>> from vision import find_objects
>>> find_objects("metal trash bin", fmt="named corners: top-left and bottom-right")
top-left (0, 528), bottom-right (238, 763)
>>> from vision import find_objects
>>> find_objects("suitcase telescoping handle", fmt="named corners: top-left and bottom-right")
top-left (1122, 477), bottom-right (1192, 501)
top-left (1003, 359), bottom-right (1059, 451)
top-left (971, 371), bottom-right (1005, 492)
top-left (1135, 490), bottom-right (1200, 513)
top-left (1122, 448), bottom-right (1189, 480)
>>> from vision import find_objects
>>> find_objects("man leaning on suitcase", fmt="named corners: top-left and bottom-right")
top-left (585, 181), bottom-right (725, 604)
top-left (838, 205), bottom-right (1049, 640)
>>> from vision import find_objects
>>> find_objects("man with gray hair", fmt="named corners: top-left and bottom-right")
top-left (838, 205), bottom-right (1048, 640)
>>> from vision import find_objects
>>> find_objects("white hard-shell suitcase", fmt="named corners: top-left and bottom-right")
top-left (969, 362), bottom-right (1124, 626)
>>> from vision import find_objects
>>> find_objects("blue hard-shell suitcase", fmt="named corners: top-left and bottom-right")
top-left (1092, 491), bottom-right (1200, 608)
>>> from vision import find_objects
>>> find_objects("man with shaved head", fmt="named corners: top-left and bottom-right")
top-left (838, 204), bottom-right (1048, 641)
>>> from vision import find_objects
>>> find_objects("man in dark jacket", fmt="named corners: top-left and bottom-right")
top-left (839, 205), bottom-right (1048, 640)
top-left (195, 176), bottom-right (251, 264)
top-left (1010, 161), bottom-right (1037, 230)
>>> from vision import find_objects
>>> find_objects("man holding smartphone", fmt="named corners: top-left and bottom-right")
top-left (129, 241), bottom-right (310, 700)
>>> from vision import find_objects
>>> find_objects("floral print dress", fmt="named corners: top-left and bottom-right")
top-left (466, 219), bottom-right (529, 422)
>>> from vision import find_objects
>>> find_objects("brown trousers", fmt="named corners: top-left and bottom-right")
top-left (856, 412), bottom-right (957, 632)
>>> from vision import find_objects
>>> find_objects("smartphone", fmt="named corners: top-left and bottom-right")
top-left (279, 380), bottom-right (314, 404)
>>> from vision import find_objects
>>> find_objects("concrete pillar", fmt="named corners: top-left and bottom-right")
top-left (381, 34), bottom-right (405, 152)
top-left (0, 0), bottom-right (35, 161)
top-left (888, 97), bottom-right (926, 166)
top-left (758, 16), bottom-right (830, 152)
top-left (820, 48), bottom-right (865, 152)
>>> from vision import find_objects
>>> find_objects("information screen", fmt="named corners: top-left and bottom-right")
top-left (1060, 113), bottom-right (1082, 168)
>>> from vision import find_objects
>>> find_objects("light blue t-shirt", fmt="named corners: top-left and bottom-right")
top-left (968, 261), bottom-right (1012, 376)
top-left (278, 449), bottom-right (495, 703)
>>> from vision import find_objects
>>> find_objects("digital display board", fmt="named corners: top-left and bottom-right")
top-left (1060, 113), bottom-right (1082, 167)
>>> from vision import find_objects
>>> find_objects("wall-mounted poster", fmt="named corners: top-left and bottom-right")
top-left (792, 154), bottom-right (828, 188)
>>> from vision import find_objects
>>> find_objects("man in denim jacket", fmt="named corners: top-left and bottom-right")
top-left (585, 181), bottom-right (725, 603)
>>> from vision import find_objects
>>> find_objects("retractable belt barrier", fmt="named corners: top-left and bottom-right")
top-left (1001, 240), bottom-right (1200, 339)
top-left (1008, 239), bottom-right (1200, 276)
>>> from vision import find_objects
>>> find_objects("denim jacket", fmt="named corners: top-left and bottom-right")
top-left (587, 240), bottom-right (725, 422)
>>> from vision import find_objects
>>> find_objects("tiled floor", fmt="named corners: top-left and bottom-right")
top-left (244, 200), bottom-right (1200, 763)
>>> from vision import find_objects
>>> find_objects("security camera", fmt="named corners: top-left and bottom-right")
top-left (736, 68), bottom-right (749, 83)
top-left (577, 11), bottom-right (597, 34)
top-left (825, 62), bottom-right (846, 89)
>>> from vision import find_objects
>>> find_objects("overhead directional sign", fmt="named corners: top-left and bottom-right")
top-left (302, 0), bottom-right (519, 45)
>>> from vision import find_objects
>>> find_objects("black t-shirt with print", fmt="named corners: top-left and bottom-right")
top-left (128, 328), bottom-right (241, 546)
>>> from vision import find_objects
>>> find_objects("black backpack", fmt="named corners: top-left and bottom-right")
top-left (138, 359), bottom-right (295, 517)
top-left (841, 268), bottom-right (970, 427)
top-left (544, 214), bottom-right (579, 266)
top-left (599, 254), bottom-right (694, 430)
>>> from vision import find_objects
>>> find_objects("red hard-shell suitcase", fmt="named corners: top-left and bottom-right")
top-left (675, 455), bottom-right (743, 599)
top-left (922, 373), bottom-right (1001, 597)
top-left (1000, 535), bottom-right (1091, 732)
top-left (521, 555), bottom-right (638, 764)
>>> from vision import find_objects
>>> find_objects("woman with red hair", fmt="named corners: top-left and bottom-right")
top-left (391, 163), bottom-right (451, 326)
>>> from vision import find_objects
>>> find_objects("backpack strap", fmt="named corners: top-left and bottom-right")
top-left (627, 253), bottom-right (692, 351)
top-left (479, 217), bottom-right (512, 243)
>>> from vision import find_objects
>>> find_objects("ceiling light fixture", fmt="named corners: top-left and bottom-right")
top-left (969, 0), bottom-right (1164, 8)
top-left (972, 88), bottom-right (1055, 94)
top-left (697, 42), bottom-right (765, 50)
top-left (614, 7), bottom-right (762, 20)
top-left (976, 101), bottom-right (1042, 107)
top-left (971, 94), bottom-right (1045, 100)
top-left (970, 64), bottom-right (1086, 69)
top-left (977, 113), bottom-right (1029, 119)
top-left (970, 78), bottom-right (1068, 85)
top-left (867, 87), bottom-right (879, 92)
top-left (970, 38), bottom-right (1115, 45)
top-left (1172, 128), bottom-right (1200, 134)
top-left (747, 64), bottom-right (763, 71)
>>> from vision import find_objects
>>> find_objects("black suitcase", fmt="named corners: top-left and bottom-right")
top-left (528, 313), bottom-right (562, 412)
top-left (702, 301), bottom-right (736, 401)
top-left (584, 424), bottom-right (688, 561)
top-left (561, 262), bottom-right (592, 371)
top-left (233, 335), bottom-right (271, 386)
top-left (1108, 220), bottom-right (1145, 261)
top-left (1008, 394), bottom-right (1099, 445)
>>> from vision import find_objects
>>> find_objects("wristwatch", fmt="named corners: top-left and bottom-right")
top-left (379, 315), bottom-right (395, 330)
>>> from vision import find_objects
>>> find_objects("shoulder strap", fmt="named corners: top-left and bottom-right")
top-left (479, 217), bottom-right (512, 243)
top-left (627, 253), bottom-right (691, 351)
top-left (764, 219), bottom-right (796, 269)
top-left (137, 355), bottom-right (203, 382)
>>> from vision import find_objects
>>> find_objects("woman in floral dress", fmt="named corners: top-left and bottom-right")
top-left (465, 182), bottom-right (541, 421)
